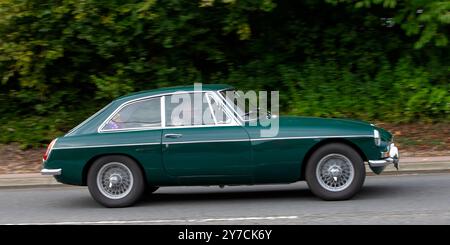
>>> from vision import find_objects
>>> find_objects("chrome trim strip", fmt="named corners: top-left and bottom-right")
top-left (368, 158), bottom-right (397, 168)
top-left (53, 142), bottom-right (160, 150)
top-left (368, 160), bottom-right (388, 167)
top-left (41, 168), bottom-right (62, 176)
top-left (98, 124), bottom-right (240, 134)
top-left (216, 89), bottom-right (245, 123)
top-left (209, 92), bottom-right (240, 125)
top-left (165, 139), bottom-right (249, 145)
top-left (250, 135), bottom-right (373, 141)
top-left (99, 126), bottom-right (162, 133)
top-left (165, 135), bottom-right (373, 145)
top-left (161, 96), bottom-right (166, 127)
top-left (98, 96), bottom-right (163, 133)
top-left (98, 91), bottom-right (240, 134)
top-left (53, 135), bottom-right (373, 149)
top-left (368, 157), bottom-right (399, 169)
top-left (206, 93), bottom-right (218, 124)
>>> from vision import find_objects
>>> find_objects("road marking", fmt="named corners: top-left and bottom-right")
top-left (2, 215), bottom-right (298, 225)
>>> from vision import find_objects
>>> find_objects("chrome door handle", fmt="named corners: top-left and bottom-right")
top-left (164, 133), bottom-right (183, 139)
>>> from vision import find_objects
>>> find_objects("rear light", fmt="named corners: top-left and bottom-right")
top-left (43, 138), bottom-right (57, 161)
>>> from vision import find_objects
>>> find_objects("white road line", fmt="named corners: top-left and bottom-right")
top-left (2, 215), bottom-right (298, 225)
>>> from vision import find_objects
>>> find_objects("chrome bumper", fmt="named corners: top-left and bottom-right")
top-left (368, 143), bottom-right (399, 170)
top-left (41, 168), bottom-right (62, 176)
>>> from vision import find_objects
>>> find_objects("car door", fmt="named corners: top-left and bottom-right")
top-left (218, 89), bottom-right (301, 184)
top-left (161, 92), bottom-right (253, 184)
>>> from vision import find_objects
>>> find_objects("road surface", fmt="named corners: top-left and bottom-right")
top-left (0, 173), bottom-right (449, 225)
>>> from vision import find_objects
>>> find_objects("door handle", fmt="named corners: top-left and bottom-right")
top-left (164, 133), bottom-right (183, 139)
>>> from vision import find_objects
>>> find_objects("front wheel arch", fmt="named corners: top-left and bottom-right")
top-left (299, 139), bottom-right (368, 181)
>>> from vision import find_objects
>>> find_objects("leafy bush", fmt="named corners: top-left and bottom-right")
top-left (0, 0), bottom-right (448, 146)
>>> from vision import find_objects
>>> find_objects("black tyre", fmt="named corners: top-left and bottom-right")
top-left (305, 143), bottom-right (365, 200)
top-left (87, 155), bottom-right (145, 208)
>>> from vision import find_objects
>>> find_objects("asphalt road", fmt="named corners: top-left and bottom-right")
top-left (0, 173), bottom-right (449, 225)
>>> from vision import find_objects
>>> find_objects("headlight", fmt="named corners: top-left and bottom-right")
top-left (373, 129), bottom-right (381, 146)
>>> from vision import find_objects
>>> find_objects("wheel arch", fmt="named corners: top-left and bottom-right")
top-left (82, 153), bottom-right (147, 186)
top-left (299, 138), bottom-right (368, 181)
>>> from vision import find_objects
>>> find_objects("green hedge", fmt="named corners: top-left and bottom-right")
top-left (0, 0), bottom-right (449, 147)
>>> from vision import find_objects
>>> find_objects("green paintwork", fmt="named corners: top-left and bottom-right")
top-left (162, 126), bottom-right (252, 185)
top-left (44, 85), bottom-right (393, 186)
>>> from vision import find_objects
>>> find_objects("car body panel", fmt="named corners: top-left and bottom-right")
top-left (243, 117), bottom-right (380, 183)
top-left (162, 126), bottom-right (253, 185)
top-left (43, 85), bottom-right (395, 187)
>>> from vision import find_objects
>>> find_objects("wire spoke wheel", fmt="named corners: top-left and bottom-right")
top-left (315, 153), bottom-right (355, 192)
top-left (97, 162), bottom-right (134, 199)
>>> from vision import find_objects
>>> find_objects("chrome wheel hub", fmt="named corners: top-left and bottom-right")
top-left (108, 174), bottom-right (122, 187)
top-left (316, 154), bottom-right (355, 192)
top-left (328, 166), bottom-right (342, 181)
top-left (97, 162), bottom-right (134, 199)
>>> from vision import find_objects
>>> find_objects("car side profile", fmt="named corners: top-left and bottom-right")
top-left (41, 84), bottom-right (399, 207)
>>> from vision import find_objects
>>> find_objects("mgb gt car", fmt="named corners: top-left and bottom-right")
top-left (41, 84), bottom-right (399, 207)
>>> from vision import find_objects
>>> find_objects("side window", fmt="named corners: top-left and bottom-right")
top-left (207, 94), bottom-right (232, 125)
top-left (165, 93), bottom-right (215, 127)
top-left (103, 97), bottom-right (161, 130)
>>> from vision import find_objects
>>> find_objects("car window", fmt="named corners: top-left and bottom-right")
top-left (220, 89), bottom-right (262, 121)
top-left (103, 97), bottom-right (161, 130)
top-left (207, 94), bottom-right (232, 125)
top-left (165, 93), bottom-right (215, 127)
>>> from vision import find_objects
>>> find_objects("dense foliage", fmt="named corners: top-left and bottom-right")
top-left (0, 0), bottom-right (449, 146)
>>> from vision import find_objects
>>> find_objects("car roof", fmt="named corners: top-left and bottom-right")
top-left (115, 84), bottom-right (234, 102)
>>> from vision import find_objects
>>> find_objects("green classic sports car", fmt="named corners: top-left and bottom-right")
top-left (41, 84), bottom-right (399, 207)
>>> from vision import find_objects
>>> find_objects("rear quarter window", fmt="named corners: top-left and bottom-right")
top-left (103, 97), bottom-right (161, 130)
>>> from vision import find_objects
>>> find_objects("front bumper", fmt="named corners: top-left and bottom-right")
top-left (41, 168), bottom-right (62, 176)
top-left (368, 143), bottom-right (400, 170)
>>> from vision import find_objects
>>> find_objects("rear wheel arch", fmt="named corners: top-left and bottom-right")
top-left (82, 153), bottom-right (147, 186)
top-left (87, 155), bottom-right (146, 207)
top-left (299, 138), bottom-right (368, 181)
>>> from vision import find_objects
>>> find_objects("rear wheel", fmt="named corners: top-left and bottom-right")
top-left (305, 143), bottom-right (365, 200)
top-left (87, 155), bottom-right (145, 207)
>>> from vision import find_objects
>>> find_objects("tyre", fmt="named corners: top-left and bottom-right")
top-left (305, 143), bottom-right (365, 201)
top-left (87, 155), bottom-right (145, 207)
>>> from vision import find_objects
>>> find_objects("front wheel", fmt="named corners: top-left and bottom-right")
top-left (87, 155), bottom-right (145, 207)
top-left (305, 143), bottom-right (365, 200)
